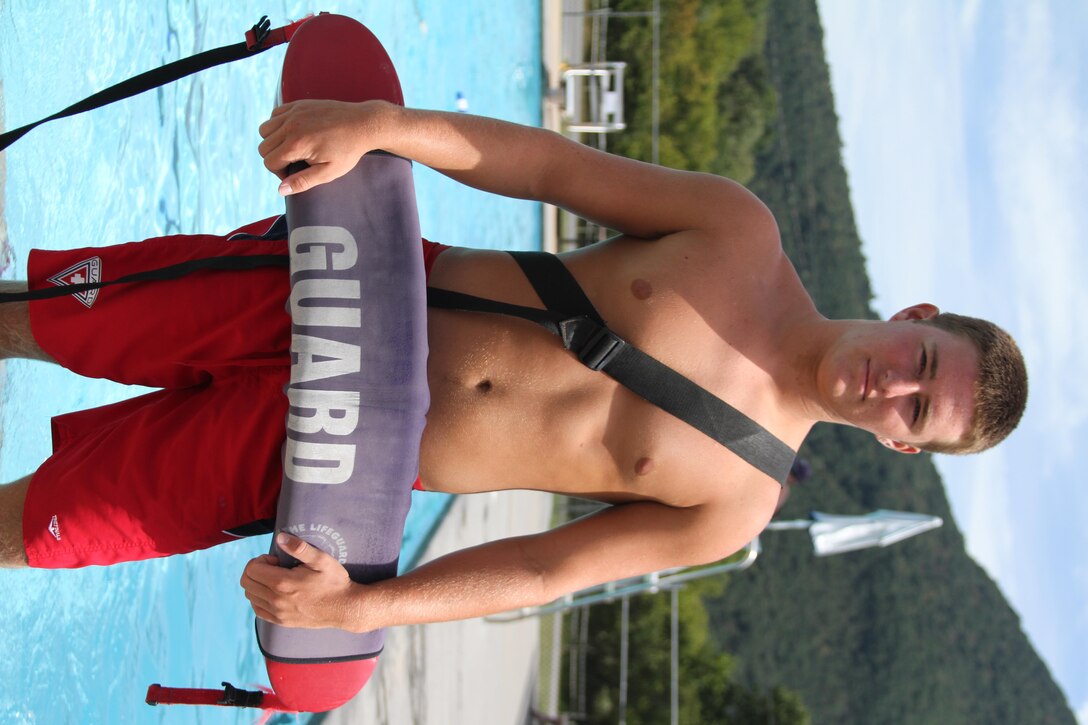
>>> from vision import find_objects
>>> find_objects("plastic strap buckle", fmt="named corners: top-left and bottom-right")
top-left (245, 14), bottom-right (315, 52)
top-left (573, 323), bottom-right (627, 372)
top-left (216, 682), bottom-right (264, 708)
top-left (245, 16), bottom-right (272, 50)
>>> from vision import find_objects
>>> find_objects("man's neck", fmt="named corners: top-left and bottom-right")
top-left (762, 314), bottom-right (858, 427)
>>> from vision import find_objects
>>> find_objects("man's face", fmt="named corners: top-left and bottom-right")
top-left (818, 305), bottom-right (979, 453)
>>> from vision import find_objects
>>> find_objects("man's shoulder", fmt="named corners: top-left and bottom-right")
top-left (694, 180), bottom-right (782, 253)
top-left (694, 197), bottom-right (785, 268)
top-left (653, 476), bottom-right (779, 564)
top-left (636, 193), bottom-right (787, 278)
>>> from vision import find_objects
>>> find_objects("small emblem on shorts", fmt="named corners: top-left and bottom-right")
top-left (47, 257), bottom-right (102, 308)
top-left (48, 515), bottom-right (62, 541)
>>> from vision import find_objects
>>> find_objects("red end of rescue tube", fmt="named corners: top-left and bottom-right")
top-left (279, 14), bottom-right (403, 107)
top-left (265, 658), bottom-right (379, 712)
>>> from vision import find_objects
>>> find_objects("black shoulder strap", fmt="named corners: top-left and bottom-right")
top-left (0, 216), bottom-right (291, 305)
top-left (0, 254), bottom-right (289, 304)
top-left (509, 251), bottom-right (606, 325)
top-left (427, 252), bottom-right (796, 484)
top-left (0, 16), bottom-right (304, 153)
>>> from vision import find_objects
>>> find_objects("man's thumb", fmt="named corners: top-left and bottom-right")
top-left (278, 167), bottom-right (322, 196)
top-left (276, 532), bottom-right (329, 569)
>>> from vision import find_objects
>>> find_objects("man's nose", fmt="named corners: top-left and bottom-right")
top-left (879, 370), bottom-right (922, 397)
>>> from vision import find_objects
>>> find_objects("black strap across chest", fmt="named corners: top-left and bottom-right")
top-left (427, 251), bottom-right (796, 484)
top-left (0, 243), bottom-right (795, 483)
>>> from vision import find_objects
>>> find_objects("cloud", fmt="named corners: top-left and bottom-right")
top-left (820, 0), bottom-right (1088, 712)
top-left (960, 0), bottom-right (983, 36)
top-left (818, 1), bottom-right (974, 314)
top-left (987, 0), bottom-right (1088, 462)
top-left (1076, 564), bottom-right (1088, 714)
top-left (954, 449), bottom-right (1021, 592)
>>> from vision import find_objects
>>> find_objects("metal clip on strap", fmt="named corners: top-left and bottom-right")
top-left (561, 318), bottom-right (627, 372)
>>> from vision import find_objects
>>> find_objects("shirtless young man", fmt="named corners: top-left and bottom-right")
top-left (0, 101), bottom-right (1027, 637)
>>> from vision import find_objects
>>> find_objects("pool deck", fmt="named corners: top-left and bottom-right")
top-left (321, 491), bottom-right (554, 725)
top-left (322, 4), bottom-right (570, 723)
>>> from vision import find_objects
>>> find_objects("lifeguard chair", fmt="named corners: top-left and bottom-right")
top-left (562, 61), bottom-right (626, 134)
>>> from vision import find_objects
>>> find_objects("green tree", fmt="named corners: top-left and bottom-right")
top-left (704, 1), bottom-right (1077, 723)
top-left (604, 0), bottom-right (776, 182)
top-left (565, 579), bottom-right (809, 724)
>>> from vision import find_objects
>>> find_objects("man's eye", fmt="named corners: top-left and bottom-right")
top-left (913, 396), bottom-right (922, 425)
top-left (918, 347), bottom-right (927, 377)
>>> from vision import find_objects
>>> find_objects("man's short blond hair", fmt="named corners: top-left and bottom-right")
top-left (917, 313), bottom-right (1028, 455)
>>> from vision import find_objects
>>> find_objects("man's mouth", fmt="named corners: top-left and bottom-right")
top-left (862, 359), bottom-right (870, 401)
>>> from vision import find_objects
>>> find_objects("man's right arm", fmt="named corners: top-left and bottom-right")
top-left (242, 497), bottom-right (767, 633)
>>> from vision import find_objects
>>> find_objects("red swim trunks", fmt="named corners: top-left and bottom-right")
top-left (22, 216), bottom-right (448, 568)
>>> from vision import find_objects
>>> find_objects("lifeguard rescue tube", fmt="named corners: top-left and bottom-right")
top-left (255, 14), bottom-right (427, 712)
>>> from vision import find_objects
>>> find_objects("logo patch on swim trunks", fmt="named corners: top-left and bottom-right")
top-left (48, 515), bottom-right (62, 541)
top-left (47, 257), bottom-right (102, 308)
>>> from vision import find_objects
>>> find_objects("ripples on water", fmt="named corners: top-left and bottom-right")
top-left (0, 2), bottom-right (540, 722)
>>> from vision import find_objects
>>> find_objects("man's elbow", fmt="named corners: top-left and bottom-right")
top-left (524, 129), bottom-right (574, 203)
top-left (682, 525), bottom-right (761, 569)
top-left (514, 537), bottom-right (559, 605)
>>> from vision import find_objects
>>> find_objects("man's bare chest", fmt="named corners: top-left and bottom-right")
top-left (420, 241), bottom-right (806, 499)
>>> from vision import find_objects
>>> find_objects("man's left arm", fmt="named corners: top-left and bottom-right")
top-left (259, 100), bottom-right (777, 246)
top-left (241, 499), bottom-right (763, 632)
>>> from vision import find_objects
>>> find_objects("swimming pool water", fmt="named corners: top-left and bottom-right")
top-left (0, 2), bottom-right (540, 722)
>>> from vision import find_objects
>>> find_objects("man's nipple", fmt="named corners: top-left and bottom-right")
top-left (634, 457), bottom-right (654, 476)
top-left (630, 278), bottom-right (653, 300)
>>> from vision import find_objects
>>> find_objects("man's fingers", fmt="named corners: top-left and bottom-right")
top-left (257, 115), bottom-right (281, 140)
top-left (259, 103), bottom-right (296, 137)
top-left (240, 554), bottom-right (291, 591)
top-left (260, 143), bottom-right (302, 182)
top-left (259, 133), bottom-right (323, 186)
top-left (269, 102), bottom-right (296, 117)
top-left (243, 581), bottom-right (271, 608)
top-left (256, 131), bottom-right (282, 160)
top-left (247, 597), bottom-right (281, 625)
top-left (241, 561), bottom-right (298, 618)
top-left (258, 131), bottom-right (299, 173)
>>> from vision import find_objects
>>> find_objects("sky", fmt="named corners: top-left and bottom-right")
top-left (817, 0), bottom-right (1087, 720)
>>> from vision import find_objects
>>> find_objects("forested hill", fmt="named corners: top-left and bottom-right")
top-left (704, 1), bottom-right (1076, 723)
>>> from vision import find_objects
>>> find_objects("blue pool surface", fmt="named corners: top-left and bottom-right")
top-left (0, 2), bottom-right (540, 722)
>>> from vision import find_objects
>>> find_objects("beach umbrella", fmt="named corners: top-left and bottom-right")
top-left (766, 509), bottom-right (944, 556)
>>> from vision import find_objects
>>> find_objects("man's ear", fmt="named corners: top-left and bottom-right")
top-left (889, 303), bottom-right (940, 322)
top-left (876, 435), bottom-right (921, 455)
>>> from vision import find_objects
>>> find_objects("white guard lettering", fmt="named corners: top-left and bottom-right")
top-left (290, 278), bottom-right (361, 328)
top-left (287, 388), bottom-right (361, 436)
top-left (289, 225), bottom-right (358, 273)
top-left (291, 334), bottom-right (362, 384)
top-left (284, 439), bottom-right (356, 485)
